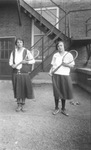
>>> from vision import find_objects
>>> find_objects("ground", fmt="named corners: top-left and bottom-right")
top-left (0, 80), bottom-right (91, 150)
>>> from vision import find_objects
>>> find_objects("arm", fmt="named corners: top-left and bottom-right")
top-left (9, 52), bottom-right (17, 69)
top-left (9, 52), bottom-right (13, 66)
top-left (49, 65), bottom-right (54, 76)
top-left (62, 53), bottom-right (75, 68)
top-left (48, 54), bottom-right (56, 76)
top-left (62, 62), bottom-right (75, 68)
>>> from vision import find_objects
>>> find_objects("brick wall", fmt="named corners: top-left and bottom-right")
top-left (59, 1), bottom-right (91, 38)
top-left (26, 0), bottom-right (91, 69)
top-left (56, 1), bottom-right (91, 69)
top-left (0, 1), bottom-right (91, 69)
top-left (0, 4), bottom-right (32, 49)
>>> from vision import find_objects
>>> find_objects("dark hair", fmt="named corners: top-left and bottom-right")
top-left (15, 38), bottom-right (24, 46)
top-left (56, 40), bottom-right (64, 50)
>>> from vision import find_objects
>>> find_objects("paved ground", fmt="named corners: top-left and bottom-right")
top-left (0, 73), bottom-right (91, 150)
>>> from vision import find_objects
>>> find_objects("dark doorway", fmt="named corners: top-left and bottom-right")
top-left (0, 37), bottom-right (15, 80)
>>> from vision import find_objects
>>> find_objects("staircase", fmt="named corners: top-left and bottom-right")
top-left (20, 0), bottom-right (91, 79)
top-left (20, 0), bottom-right (69, 42)
top-left (19, 0), bottom-right (71, 78)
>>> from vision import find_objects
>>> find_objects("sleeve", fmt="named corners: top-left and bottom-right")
top-left (51, 54), bottom-right (56, 66)
top-left (49, 54), bottom-right (57, 73)
top-left (9, 52), bottom-right (13, 66)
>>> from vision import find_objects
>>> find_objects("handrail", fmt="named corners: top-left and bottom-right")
top-left (85, 16), bottom-right (91, 36)
top-left (44, 7), bottom-right (59, 19)
top-left (86, 17), bottom-right (91, 23)
top-left (50, 0), bottom-right (67, 35)
top-left (68, 9), bottom-right (91, 37)
top-left (31, 4), bottom-right (91, 72)
top-left (30, 3), bottom-right (91, 52)
top-left (50, 0), bottom-right (91, 36)
top-left (33, 33), bottom-right (63, 71)
top-left (21, 0), bottom-right (62, 52)
top-left (50, 0), bottom-right (66, 14)
top-left (29, 13), bottom-right (65, 51)
top-left (36, 8), bottom-right (91, 53)
top-left (54, 8), bottom-right (91, 37)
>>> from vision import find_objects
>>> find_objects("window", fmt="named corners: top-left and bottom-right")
top-left (35, 6), bottom-right (59, 29)
top-left (34, 7), bottom-right (59, 60)
top-left (0, 37), bottom-right (15, 59)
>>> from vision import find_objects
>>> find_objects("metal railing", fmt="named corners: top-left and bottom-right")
top-left (50, 0), bottom-right (67, 35)
top-left (85, 17), bottom-right (91, 36)
top-left (30, 2), bottom-right (91, 52)
top-left (50, 0), bottom-right (91, 37)
top-left (26, 1), bottom-right (91, 71)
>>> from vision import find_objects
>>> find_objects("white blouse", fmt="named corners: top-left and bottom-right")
top-left (51, 52), bottom-right (75, 75)
top-left (9, 47), bottom-right (35, 70)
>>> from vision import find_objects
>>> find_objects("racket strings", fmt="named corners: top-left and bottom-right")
top-left (63, 50), bottom-right (78, 64)
top-left (31, 49), bottom-right (39, 59)
top-left (52, 50), bottom-right (78, 74)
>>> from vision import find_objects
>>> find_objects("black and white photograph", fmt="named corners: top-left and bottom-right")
top-left (0, 0), bottom-right (91, 149)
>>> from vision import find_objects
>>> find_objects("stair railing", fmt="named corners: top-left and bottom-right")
top-left (50, 0), bottom-right (67, 35)
top-left (29, 3), bottom-right (91, 74)
top-left (44, 7), bottom-right (59, 20)
top-left (29, 12), bottom-right (68, 54)
top-left (50, 0), bottom-right (91, 37)
top-left (22, 0), bottom-right (70, 56)
top-left (30, 32), bottom-right (63, 75)
top-left (85, 17), bottom-right (91, 36)
top-left (30, 5), bottom-right (91, 57)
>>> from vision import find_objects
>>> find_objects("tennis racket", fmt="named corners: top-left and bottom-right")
top-left (15, 48), bottom-right (39, 68)
top-left (49, 50), bottom-right (78, 76)
top-left (31, 48), bottom-right (39, 59)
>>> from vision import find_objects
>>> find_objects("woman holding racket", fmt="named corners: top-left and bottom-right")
top-left (49, 40), bottom-right (75, 116)
top-left (9, 38), bottom-right (35, 112)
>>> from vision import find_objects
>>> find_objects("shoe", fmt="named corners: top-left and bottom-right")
top-left (21, 104), bottom-right (26, 112)
top-left (52, 109), bottom-right (59, 115)
top-left (61, 109), bottom-right (69, 116)
top-left (16, 104), bottom-right (21, 112)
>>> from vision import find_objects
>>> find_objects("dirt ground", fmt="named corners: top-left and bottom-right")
top-left (0, 81), bottom-right (91, 150)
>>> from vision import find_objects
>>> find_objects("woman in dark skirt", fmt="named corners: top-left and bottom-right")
top-left (49, 40), bottom-right (75, 116)
top-left (9, 38), bottom-right (35, 112)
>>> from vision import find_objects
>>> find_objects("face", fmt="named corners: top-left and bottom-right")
top-left (16, 39), bottom-right (24, 48)
top-left (57, 41), bottom-right (65, 53)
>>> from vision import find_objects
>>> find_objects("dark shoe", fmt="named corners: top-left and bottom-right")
top-left (61, 109), bottom-right (69, 116)
top-left (16, 104), bottom-right (21, 112)
top-left (52, 109), bottom-right (59, 115)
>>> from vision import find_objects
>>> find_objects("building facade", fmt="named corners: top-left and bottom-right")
top-left (0, 0), bottom-right (91, 80)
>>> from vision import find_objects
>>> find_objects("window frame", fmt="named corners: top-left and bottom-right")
top-left (35, 6), bottom-right (59, 29)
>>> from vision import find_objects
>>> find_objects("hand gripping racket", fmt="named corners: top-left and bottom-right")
top-left (15, 48), bottom-right (39, 68)
top-left (49, 50), bottom-right (78, 76)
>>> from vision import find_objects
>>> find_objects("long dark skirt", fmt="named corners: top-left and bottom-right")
top-left (12, 70), bottom-right (34, 99)
top-left (52, 74), bottom-right (73, 100)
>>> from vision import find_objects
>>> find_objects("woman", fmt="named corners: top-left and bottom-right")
top-left (49, 40), bottom-right (75, 116)
top-left (9, 38), bottom-right (35, 112)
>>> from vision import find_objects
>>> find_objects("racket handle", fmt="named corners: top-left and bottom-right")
top-left (17, 69), bottom-right (21, 74)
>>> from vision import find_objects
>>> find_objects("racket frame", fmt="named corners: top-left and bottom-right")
top-left (15, 48), bottom-right (39, 68)
top-left (51, 50), bottom-right (78, 75)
